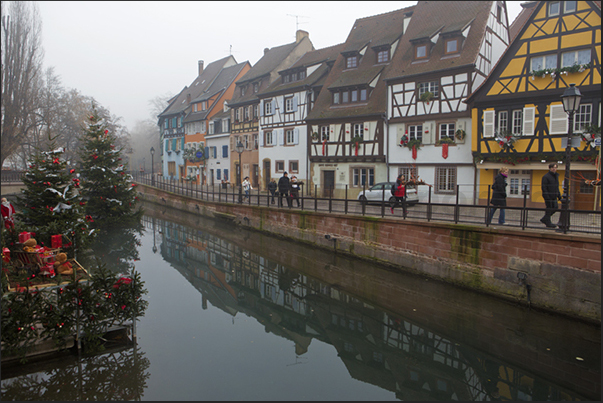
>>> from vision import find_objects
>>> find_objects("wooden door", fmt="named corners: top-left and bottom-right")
top-left (573, 170), bottom-right (598, 211)
top-left (323, 170), bottom-right (335, 197)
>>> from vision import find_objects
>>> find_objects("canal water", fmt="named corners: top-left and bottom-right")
top-left (1, 202), bottom-right (600, 401)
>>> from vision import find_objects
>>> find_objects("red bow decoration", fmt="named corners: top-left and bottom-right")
top-left (442, 143), bottom-right (449, 159)
top-left (412, 144), bottom-right (417, 160)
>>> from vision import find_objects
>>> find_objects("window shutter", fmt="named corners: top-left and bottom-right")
top-left (270, 99), bottom-right (276, 115)
top-left (278, 98), bottom-right (284, 113)
top-left (165, 140), bottom-right (169, 151)
top-left (292, 96), bottom-right (298, 112)
top-left (549, 104), bottom-right (568, 135)
top-left (172, 138), bottom-right (177, 150)
top-left (278, 129), bottom-right (284, 145)
top-left (259, 132), bottom-right (264, 147)
top-left (345, 123), bottom-right (351, 141)
top-left (205, 146), bottom-right (209, 159)
top-left (363, 122), bottom-right (370, 140)
top-left (483, 110), bottom-right (495, 138)
top-left (230, 136), bottom-right (235, 151)
top-left (222, 145), bottom-right (228, 158)
top-left (217, 169), bottom-right (221, 180)
top-left (259, 100), bottom-right (264, 117)
top-left (181, 137), bottom-right (185, 149)
top-left (523, 107), bottom-right (535, 136)
top-left (293, 128), bottom-right (299, 145)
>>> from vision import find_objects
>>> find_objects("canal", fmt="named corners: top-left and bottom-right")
top-left (1, 202), bottom-right (600, 401)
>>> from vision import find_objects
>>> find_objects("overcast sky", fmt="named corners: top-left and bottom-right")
top-left (37, 1), bottom-right (525, 131)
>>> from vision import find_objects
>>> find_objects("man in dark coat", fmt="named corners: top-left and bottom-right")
top-left (277, 172), bottom-right (291, 207)
top-left (487, 167), bottom-right (508, 225)
top-left (540, 163), bottom-right (561, 228)
top-left (268, 178), bottom-right (277, 204)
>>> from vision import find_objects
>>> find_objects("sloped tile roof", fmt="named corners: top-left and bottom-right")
top-left (307, 6), bottom-right (414, 121)
top-left (260, 43), bottom-right (344, 96)
top-left (158, 56), bottom-right (236, 118)
top-left (384, 1), bottom-right (493, 81)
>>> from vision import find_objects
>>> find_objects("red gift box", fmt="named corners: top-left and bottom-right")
top-left (51, 235), bottom-right (62, 249)
top-left (19, 232), bottom-right (32, 243)
top-left (2, 247), bottom-right (9, 263)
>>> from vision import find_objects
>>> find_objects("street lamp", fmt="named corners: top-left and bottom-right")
top-left (150, 147), bottom-right (155, 186)
top-left (235, 141), bottom-right (244, 203)
top-left (558, 83), bottom-right (582, 233)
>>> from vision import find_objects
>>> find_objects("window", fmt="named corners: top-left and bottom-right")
top-left (351, 89), bottom-right (358, 102)
top-left (291, 72), bottom-right (298, 81)
top-left (418, 81), bottom-right (439, 98)
top-left (548, 1), bottom-right (560, 16)
top-left (377, 49), bottom-right (389, 63)
top-left (435, 166), bottom-right (456, 194)
top-left (264, 99), bottom-right (273, 115)
top-left (564, 1), bottom-right (577, 13)
top-left (222, 119), bottom-right (229, 133)
top-left (265, 131), bottom-right (274, 146)
top-left (353, 123), bottom-right (364, 138)
top-left (445, 39), bottom-right (458, 54)
top-left (352, 168), bottom-right (374, 187)
top-left (531, 52), bottom-right (559, 70)
top-left (284, 74), bottom-right (290, 83)
top-left (275, 160), bottom-right (285, 173)
top-left (253, 133), bottom-right (258, 150)
top-left (253, 105), bottom-right (258, 119)
top-left (299, 70), bottom-right (306, 80)
top-left (497, 111), bottom-right (508, 133)
top-left (244, 106), bottom-right (250, 121)
top-left (333, 92), bottom-right (340, 104)
top-left (508, 170), bottom-right (531, 198)
top-left (439, 123), bottom-right (455, 139)
top-left (561, 49), bottom-right (591, 67)
top-left (234, 108), bottom-right (240, 122)
top-left (164, 119), bottom-right (168, 129)
top-left (320, 126), bottom-right (330, 141)
top-left (202, 101), bottom-right (207, 111)
top-left (193, 103), bottom-right (198, 112)
top-left (254, 83), bottom-right (259, 93)
top-left (512, 110), bottom-right (523, 135)
top-left (346, 56), bottom-right (358, 68)
top-left (360, 89), bottom-right (368, 101)
top-left (408, 125), bottom-right (423, 142)
top-left (415, 44), bottom-right (427, 59)
top-left (289, 160), bottom-right (299, 174)
top-left (285, 97), bottom-right (294, 112)
top-left (240, 86), bottom-right (245, 97)
top-left (342, 91), bottom-right (349, 103)
top-left (574, 104), bottom-right (592, 132)
top-left (216, 169), bottom-right (221, 180)
top-left (286, 129), bottom-right (295, 145)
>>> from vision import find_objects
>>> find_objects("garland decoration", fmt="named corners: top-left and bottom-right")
top-left (495, 130), bottom-right (518, 151)
top-left (530, 62), bottom-right (591, 81)
top-left (352, 134), bottom-right (363, 156)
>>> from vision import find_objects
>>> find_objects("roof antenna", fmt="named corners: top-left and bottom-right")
top-left (287, 13), bottom-right (309, 32)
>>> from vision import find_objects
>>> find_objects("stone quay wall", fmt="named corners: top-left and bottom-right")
top-left (137, 184), bottom-right (601, 323)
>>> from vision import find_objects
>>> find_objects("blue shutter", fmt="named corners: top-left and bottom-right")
top-left (270, 99), bottom-right (276, 115)
top-left (217, 169), bottom-right (221, 180)
top-left (205, 147), bottom-right (209, 159)
top-left (165, 140), bottom-right (169, 151)
top-left (172, 139), bottom-right (177, 150)
top-left (222, 145), bottom-right (228, 158)
top-left (181, 137), bottom-right (185, 150)
top-left (292, 96), bottom-right (298, 112)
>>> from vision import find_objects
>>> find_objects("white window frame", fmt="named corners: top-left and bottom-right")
top-left (508, 169), bottom-right (531, 198)
top-left (564, 1), bottom-right (577, 13)
top-left (408, 124), bottom-right (423, 142)
top-left (483, 110), bottom-right (495, 138)
top-left (353, 123), bottom-right (364, 138)
top-left (512, 110), bottom-right (523, 135)
top-left (320, 126), bottom-right (330, 141)
top-left (561, 49), bottom-right (591, 68)
top-left (285, 97), bottom-right (294, 112)
top-left (574, 103), bottom-right (592, 133)
top-left (264, 99), bottom-right (273, 115)
top-left (352, 167), bottom-right (375, 187)
top-left (548, 1), bottom-right (560, 16)
top-left (435, 166), bottom-right (457, 195)
top-left (530, 54), bottom-right (557, 71)
top-left (265, 131), bottom-right (274, 146)
top-left (498, 111), bottom-right (508, 133)
top-left (419, 81), bottom-right (439, 98)
top-left (439, 123), bottom-right (455, 139)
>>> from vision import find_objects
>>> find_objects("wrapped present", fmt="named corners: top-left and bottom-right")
top-left (19, 232), bottom-right (32, 243)
top-left (2, 247), bottom-right (9, 263)
top-left (39, 263), bottom-right (55, 277)
top-left (51, 235), bottom-right (62, 249)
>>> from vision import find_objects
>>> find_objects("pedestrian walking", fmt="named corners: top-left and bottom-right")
top-left (278, 172), bottom-right (291, 207)
top-left (540, 163), bottom-right (561, 228)
top-left (268, 178), bottom-right (277, 204)
top-left (390, 174), bottom-right (407, 217)
top-left (290, 176), bottom-right (301, 207)
top-left (487, 166), bottom-right (508, 225)
top-left (242, 177), bottom-right (252, 200)
top-left (1, 198), bottom-right (16, 230)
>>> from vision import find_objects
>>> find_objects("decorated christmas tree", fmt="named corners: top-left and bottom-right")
top-left (78, 108), bottom-right (143, 231)
top-left (16, 141), bottom-right (94, 257)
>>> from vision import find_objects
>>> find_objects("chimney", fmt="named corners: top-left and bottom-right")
top-left (198, 60), bottom-right (204, 75)
top-left (296, 30), bottom-right (309, 43)
top-left (264, 48), bottom-right (270, 55)
top-left (186, 93), bottom-right (191, 103)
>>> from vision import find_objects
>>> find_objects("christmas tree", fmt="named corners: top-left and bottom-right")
top-left (16, 141), bottom-right (94, 257)
top-left (79, 109), bottom-right (143, 231)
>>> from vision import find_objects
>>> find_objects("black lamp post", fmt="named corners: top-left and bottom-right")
top-left (235, 141), bottom-right (244, 203)
top-left (558, 83), bottom-right (582, 233)
top-left (150, 147), bottom-right (155, 186)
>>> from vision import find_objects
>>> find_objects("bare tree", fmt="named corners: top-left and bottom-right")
top-left (1, 1), bottom-right (44, 167)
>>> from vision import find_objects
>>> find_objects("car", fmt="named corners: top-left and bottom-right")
top-left (357, 182), bottom-right (419, 207)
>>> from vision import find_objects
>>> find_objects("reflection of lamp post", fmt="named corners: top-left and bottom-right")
top-left (558, 83), bottom-right (582, 234)
top-left (150, 147), bottom-right (155, 186)
top-left (152, 216), bottom-right (157, 253)
top-left (236, 141), bottom-right (244, 203)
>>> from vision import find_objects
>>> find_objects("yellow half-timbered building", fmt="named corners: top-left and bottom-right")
top-left (467, 0), bottom-right (601, 210)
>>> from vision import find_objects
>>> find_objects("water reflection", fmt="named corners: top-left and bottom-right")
top-left (146, 205), bottom-right (600, 401)
top-left (1, 345), bottom-right (150, 401)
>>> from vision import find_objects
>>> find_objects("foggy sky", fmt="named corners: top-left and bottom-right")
top-left (37, 1), bottom-right (524, 131)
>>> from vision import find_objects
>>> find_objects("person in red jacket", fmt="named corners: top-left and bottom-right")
top-left (390, 174), bottom-right (407, 216)
top-left (1, 197), bottom-right (16, 229)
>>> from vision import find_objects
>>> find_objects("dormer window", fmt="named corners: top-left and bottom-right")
top-left (548, 1), bottom-right (560, 16)
top-left (346, 55), bottom-right (358, 69)
top-left (201, 101), bottom-right (207, 111)
top-left (415, 44), bottom-right (428, 60)
top-left (254, 83), bottom-right (259, 93)
top-left (284, 74), bottom-right (290, 83)
top-left (445, 38), bottom-right (459, 54)
top-left (240, 86), bottom-right (246, 97)
top-left (377, 49), bottom-right (389, 63)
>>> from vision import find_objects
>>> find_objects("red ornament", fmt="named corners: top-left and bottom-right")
top-left (442, 143), bottom-right (449, 159)
top-left (412, 144), bottom-right (417, 160)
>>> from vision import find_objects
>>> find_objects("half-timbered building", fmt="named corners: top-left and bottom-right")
top-left (228, 31), bottom-right (314, 189)
top-left (384, 1), bottom-right (510, 204)
top-left (257, 43), bottom-right (343, 190)
top-left (205, 107), bottom-right (232, 186)
top-left (466, 0), bottom-right (601, 210)
top-left (306, 7), bottom-right (415, 198)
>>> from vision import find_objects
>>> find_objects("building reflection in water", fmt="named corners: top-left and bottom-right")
top-left (145, 213), bottom-right (599, 402)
